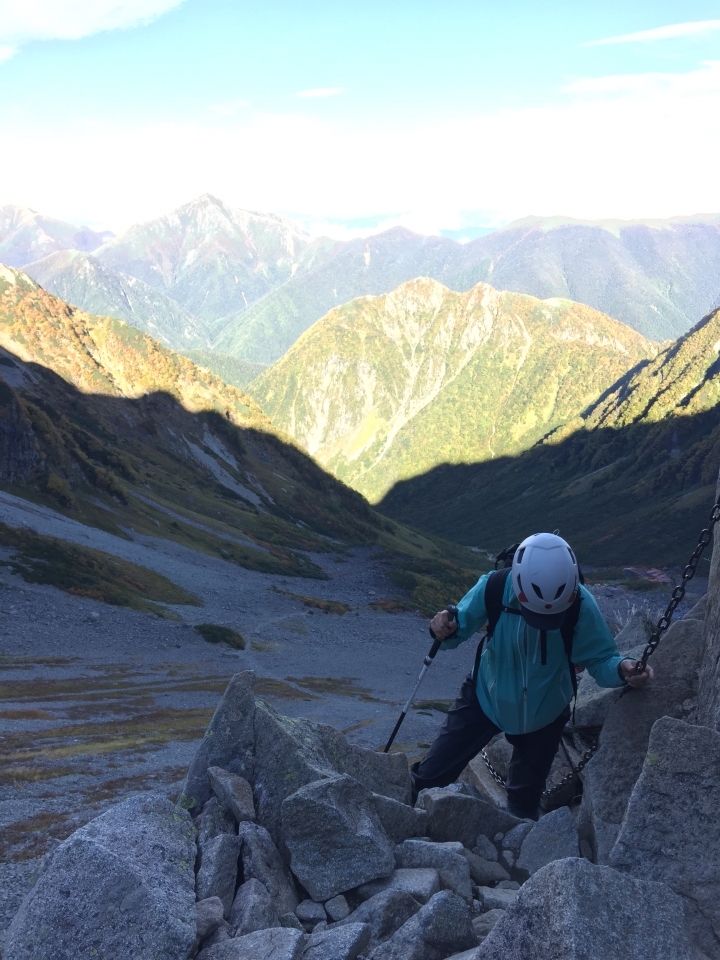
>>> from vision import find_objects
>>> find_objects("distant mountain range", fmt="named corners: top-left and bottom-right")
top-left (250, 278), bottom-right (658, 502)
top-left (0, 204), bottom-right (113, 266)
top-left (13, 197), bottom-right (720, 366)
top-left (379, 301), bottom-right (720, 566)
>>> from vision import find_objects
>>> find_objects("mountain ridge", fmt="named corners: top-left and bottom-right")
top-left (250, 277), bottom-right (659, 502)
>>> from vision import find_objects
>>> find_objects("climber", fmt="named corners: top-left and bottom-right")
top-left (411, 532), bottom-right (654, 818)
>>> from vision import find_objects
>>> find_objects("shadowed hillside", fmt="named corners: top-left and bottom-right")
top-left (0, 264), bottom-right (482, 603)
top-left (379, 305), bottom-right (720, 567)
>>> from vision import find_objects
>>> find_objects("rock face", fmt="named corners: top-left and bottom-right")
top-left (182, 671), bottom-right (256, 813)
top-left (477, 858), bottom-right (696, 960)
top-left (199, 926), bottom-right (306, 960)
top-left (367, 890), bottom-right (476, 960)
top-left (416, 789), bottom-right (522, 847)
top-left (196, 834), bottom-right (242, 916)
top-left (516, 806), bottom-right (578, 876)
top-left (577, 614), bottom-right (704, 862)
top-left (208, 766), bottom-right (256, 823)
top-left (282, 775), bottom-right (395, 901)
top-left (395, 840), bottom-right (473, 900)
top-left (699, 474), bottom-right (720, 730)
top-left (357, 868), bottom-right (441, 905)
top-left (335, 890), bottom-right (422, 951)
top-left (237, 822), bottom-right (298, 916)
top-left (230, 878), bottom-right (280, 937)
top-left (253, 700), bottom-right (410, 847)
top-left (610, 716), bottom-right (720, 959)
top-left (4, 794), bottom-right (197, 960)
top-left (370, 793), bottom-right (429, 843)
top-left (303, 923), bottom-right (371, 960)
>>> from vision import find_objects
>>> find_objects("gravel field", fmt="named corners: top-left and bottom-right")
top-left (0, 489), bottom-right (706, 935)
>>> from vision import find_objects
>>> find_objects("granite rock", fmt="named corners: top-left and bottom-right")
top-left (196, 834), bottom-right (242, 917)
top-left (208, 766), bottom-right (256, 823)
top-left (478, 858), bottom-right (695, 960)
top-left (516, 807), bottom-right (578, 876)
top-left (198, 926), bottom-right (306, 960)
top-left (4, 794), bottom-right (196, 960)
top-left (230, 878), bottom-right (280, 937)
top-left (610, 716), bottom-right (720, 959)
top-left (356, 868), bottom-right (440, 905)
top-left (367, 890), bottom-right (476, 960)
top-left (334, 889), bottom-right (422, 951)
top-left (394, 840), bottom-right (473, 900)
top-left (303, 922), bottom-right (371, 960)
top-left (238, 822), bottom-right (298, 916)
top-left (282, 775), bottom-right (394, 901)
top-left (416, 789), bottom-right (523, 847)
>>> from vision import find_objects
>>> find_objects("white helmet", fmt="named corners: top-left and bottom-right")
top-left (511, 533), bottom-right (579, 629)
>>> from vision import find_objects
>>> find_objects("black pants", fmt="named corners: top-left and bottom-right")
top-left (410, 676), bottom-right (570, 819)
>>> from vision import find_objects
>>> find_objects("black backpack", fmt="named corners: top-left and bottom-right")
top-left (471, 550), bottom-right (584, 709)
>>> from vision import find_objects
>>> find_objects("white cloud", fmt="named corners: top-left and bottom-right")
top-left (2, 60), bottom-right (720, 235)
top-left (207, 100), bottom-right (249, 117)
top-left (296, 88), bottom-right (346, 99)
top-left (585, 19), bottom-right (720, 46)
top-left (0, 0), bottom-right (186, 54)
top-left (0, 45), bottom-right (15, 61)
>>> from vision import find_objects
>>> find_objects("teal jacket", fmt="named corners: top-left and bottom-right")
top-left (440, 572), bottom-right (626, 734)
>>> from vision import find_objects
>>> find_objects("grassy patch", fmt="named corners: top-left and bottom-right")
top-left (287, 675), bottom-right (377, 699)
top-left (414, 699), bottom-right (452, 713)
top-left (0, 708), bottom-right (55, 720)
top-left (255, 678), bottom-right (320, 700)
top-left (369, 598), bottom-right (413, 614)
top-left (272, 587), bottom-right (351, 614)
top-left (194, 623), bottom-right (246, 649)
top-left (385, 554), bottom-right (485, 617)
top-left (0, 522), bottom-right (201, 616)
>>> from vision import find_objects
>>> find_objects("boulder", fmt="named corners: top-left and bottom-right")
top-left (253, 701), bottom-right (410, 848)
top-left (460, 851), bottom-right (509, 886)
top-left (295, 900), bottom-right (327, 927)
top-left (472, 835), bottom-right (498, 862)
top-left (238, 822), bottom-right (298, 916)
top-left (182, 671), bottom-right (256, 814)
top-left (369, 793), bottom-right (428, 843)
top-left (500, 822), bottom-right (532, 853)
top-left (577, 615), bottom-right (703, 863)
top-left (367, 890), bottom-right (476, 960)
top-left (357, 868), bottom-right (440, 905)
top-left (196, 834), bottom-right (242, 917)
top-left (473, 886), bottom-right (519, 911)
top-left (614, 610), bottom-right (656, 654)
top-left (200, 920), bottom-right (232, 950)
top-left (610, 716), bottom-right (720, 959)
top-left (683, 594), bottom-right (706, 621)
top-left (472, 908), bottom-right (504, 944)
top-left (477, 858), bottom-right (695, 960)
top-left (416, 789), bottom-right (523, 847)
top-left (196, 797), bottom-right (237, 846)
top-left (280, 912), bottom-right (305, 932)
top-left (208, 766), bottom-right (256, 823)
top-left (303, 923), bottom-right (371, 960)
top-left (395, 840), bottom-right (473, 900)
top-left (458, 754), bottom-right (508, 809)
top-left (282, 775), bottom-right (394, 901)
top-left (324, 894), bottom-right (350, 922)
top-left (516, 807), bottom-right (578, 876)
top-left (198, 927), bottom-right (306, 960)
top-left (229, 878), bottom-right (280, 937)
top-left (4, 794), bottom-right (196, 960)
top-left (195, 897), bottom-right (225, 947)
top-left (334, 889), bottom-right (422, 951)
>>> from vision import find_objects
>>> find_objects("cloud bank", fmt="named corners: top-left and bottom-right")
top-left (585, 19), bottom-right (720, 47)
top-left (0, 0), bottom-right (187, 58)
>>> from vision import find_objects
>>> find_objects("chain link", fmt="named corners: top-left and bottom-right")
top-left (637, 496), bottom-right (720, 671)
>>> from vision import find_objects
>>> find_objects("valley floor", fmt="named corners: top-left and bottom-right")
top-left (0, 490), bottom-right (706, 935)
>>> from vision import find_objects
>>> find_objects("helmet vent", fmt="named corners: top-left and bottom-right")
top-left (531, 583), bottom-right (544, 599)
top-left (568, 547), bottom-right (576, 563)
top-left (554, 583), bottom-right (566, 600)
top-left (516, 547), bottom-right (525, 563)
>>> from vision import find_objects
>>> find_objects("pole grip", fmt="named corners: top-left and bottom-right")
top-left (428, 604), bottom-right (458, 643)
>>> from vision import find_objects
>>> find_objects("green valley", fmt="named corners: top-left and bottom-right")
top-left (379, 304), bottom-right (720, 567)
top-left (250, 278), bottom-right (658, 503)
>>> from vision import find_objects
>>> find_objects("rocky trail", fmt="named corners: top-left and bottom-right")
top-left (0, 486), bottom-right (712, 957)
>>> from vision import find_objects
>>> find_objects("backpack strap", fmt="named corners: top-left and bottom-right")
top-left (472, 569), bottom-right (519, 682)
top-left (560, 590), bottom-right (584, 716)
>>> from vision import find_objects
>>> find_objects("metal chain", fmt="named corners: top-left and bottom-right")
top-left (481, 741), bottom-right (597, 797)
top-left (637, 495), bottom-right (720, 670)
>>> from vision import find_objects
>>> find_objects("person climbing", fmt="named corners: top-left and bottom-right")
top-left (411, 532), bottom-right (654, 818)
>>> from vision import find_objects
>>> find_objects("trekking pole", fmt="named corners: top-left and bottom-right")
top-left (383, 605), bottom-right (457, 753)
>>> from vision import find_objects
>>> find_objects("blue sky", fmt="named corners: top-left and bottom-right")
top-left (1, 1), bottom-right (720, 236)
